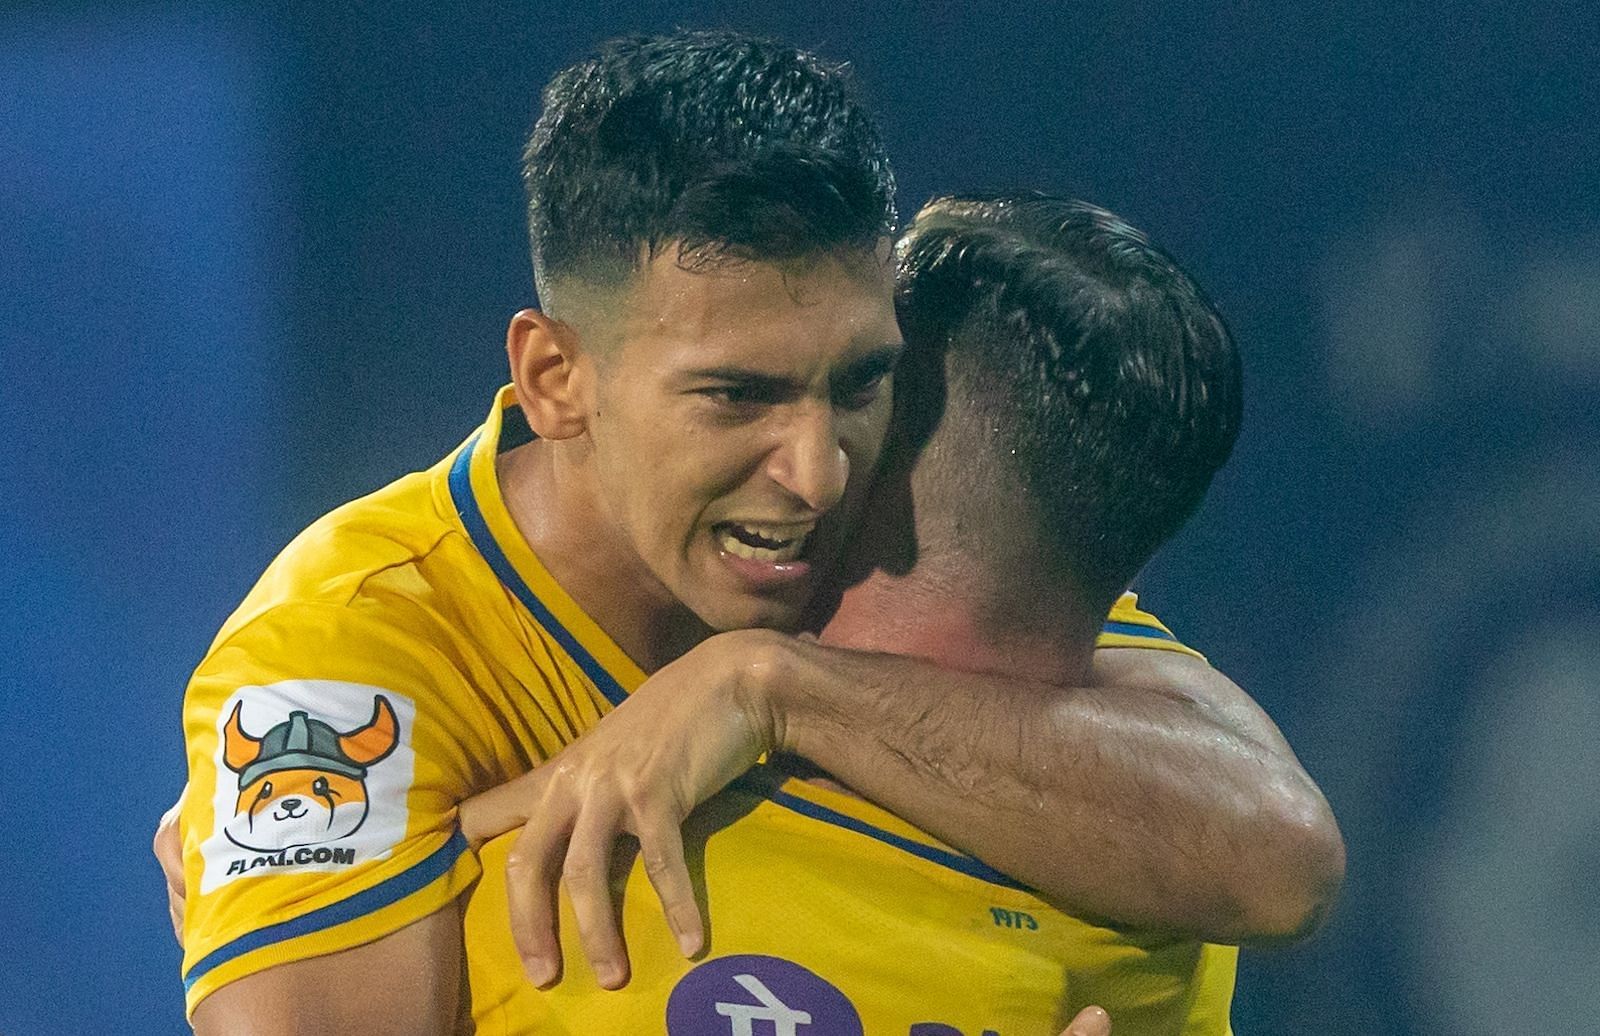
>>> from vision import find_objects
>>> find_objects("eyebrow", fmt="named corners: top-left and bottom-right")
top-left (684, 343), bottom-right (905, 384)
top-left (684, 366), bottom-right (790, 384)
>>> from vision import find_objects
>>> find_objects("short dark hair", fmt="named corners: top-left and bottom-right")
top-left (895, 193), bottom-right (1242, 606)
top-left (523, 31), bottom-right (897, 307)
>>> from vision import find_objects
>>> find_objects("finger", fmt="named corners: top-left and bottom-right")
top-left (563, 810), bottom-right (630, 990)
top-left (459, 769), bottom-right (543, 847)
top-left (635, 813), bottom-right (703, 959)
top-left (505, 811), bottom-right (570, 989)
top-left (154, 795), bottom-right (188, 947)
top-left (153, 801), bottom-right (184, 891)
top-left (153, 799), bottom-right (187, 893)
top-left (168, 886), bottom-right (186, 947)
top-left (1062, 1005), bottom-right (1111, 1036)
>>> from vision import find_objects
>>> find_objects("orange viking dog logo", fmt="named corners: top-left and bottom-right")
top-left (221, 695), bottom-right (399, 853)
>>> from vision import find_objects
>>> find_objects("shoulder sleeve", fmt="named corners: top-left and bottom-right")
top-left (178, 601), bottom-right (486, 1015)
top-left (1096, 591), bottom-right (1206, 660)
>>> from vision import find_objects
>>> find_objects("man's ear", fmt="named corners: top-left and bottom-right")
top-left (506, 308), bottom-right (593, 440)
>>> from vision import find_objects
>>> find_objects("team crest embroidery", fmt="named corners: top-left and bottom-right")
top-left (200, 681), bottom-right (417, 893)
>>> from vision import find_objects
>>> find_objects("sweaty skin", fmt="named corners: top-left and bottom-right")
top-left (463, 628), bottom-right (1341, 992)
top-left (177, 248), bottom-right (905, 1032)
top-left (161, 245), bottom-right (1341, 1034)
top-left (499, 250), bottom-right (904, 671)
top-left (456, 324), bottom-right (1341, 989)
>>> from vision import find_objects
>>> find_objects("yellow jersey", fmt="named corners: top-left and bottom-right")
top-left (466, 762), bottom-right (1237, 1036)
top-left (179, 388), bottom-right (1226, 1029)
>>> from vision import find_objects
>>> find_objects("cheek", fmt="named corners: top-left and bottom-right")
top-left (594, 451), bottom-right (704, 561)
top-left (632, 428), bottom-right (755, 513)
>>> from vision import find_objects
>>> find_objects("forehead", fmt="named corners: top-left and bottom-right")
top-left (607, 248), bottom-right (900, 369)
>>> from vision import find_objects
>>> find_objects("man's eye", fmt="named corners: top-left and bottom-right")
top-left (834, 368), bottom-right (890, 410)
top-left (699, 384), bottom-right (776, 408)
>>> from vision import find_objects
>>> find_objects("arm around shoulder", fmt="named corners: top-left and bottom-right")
top-left (1089, 647), bottom-right (1346, 944)
top-left (758, 632), bottom-right (1346, 944)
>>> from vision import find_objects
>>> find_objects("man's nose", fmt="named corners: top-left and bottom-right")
top-left (766, 404), bottom-right (850, 514)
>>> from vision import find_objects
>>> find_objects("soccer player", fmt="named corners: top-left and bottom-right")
top-left (166, 32), bottom-right (1340, 1033)
top-left (448, 194), bottom-right (1284, 1035)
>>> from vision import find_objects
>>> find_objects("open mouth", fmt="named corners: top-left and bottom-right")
top-left (713, 520), bottom-right (817, 564)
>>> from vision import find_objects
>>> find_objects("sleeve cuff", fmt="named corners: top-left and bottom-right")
top-left (183, 829), bottom-right (479, 1017)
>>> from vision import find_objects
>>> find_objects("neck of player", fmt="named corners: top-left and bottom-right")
top-left (497, 441), bottom-right (712, 672)
top-left (819, 562), bottom-right (1101, 686)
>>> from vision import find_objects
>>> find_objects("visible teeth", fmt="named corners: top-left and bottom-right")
top-left (744, 522), bottom-right (813, 544)
top-left (717, 522), bottom-right (814, 563)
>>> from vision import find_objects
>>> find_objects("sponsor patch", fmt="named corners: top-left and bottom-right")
top-left (199, 680), bottom-right (416, 893)
top-left (667, 955), bottom-right (863, 1036)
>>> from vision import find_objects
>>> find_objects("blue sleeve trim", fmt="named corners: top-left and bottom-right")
top-left (447, 434), bottom-right (628, 707)
top-left (1099, 619), bottom-right (1177, 641)
top-left (182, 830), bottom-right (468, 992)
top-left (763, 786), bottom-right (1028, 892)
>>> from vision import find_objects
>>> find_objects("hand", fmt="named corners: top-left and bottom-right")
top-left (1061, 1006), bottom-right (1111, 1036)
top-left (153, 788), bottom-right (188, 946)
top-left (459, 629), bottom-right (787, 990)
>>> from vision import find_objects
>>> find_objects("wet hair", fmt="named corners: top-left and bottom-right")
top-left (522, 30), bottom-right (897, 309)
top-left (894, 193), bottom-right (1242, 607)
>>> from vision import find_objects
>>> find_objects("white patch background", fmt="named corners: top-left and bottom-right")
top-left (200, 680), bottom-right (417, 893)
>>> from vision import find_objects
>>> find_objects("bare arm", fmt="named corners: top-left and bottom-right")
top-left (764, 637), bottom-right (1345, 944)
top-left (190, 904), bottom-right (465, 1036)
top-left (460, 627), bottom-right (1344, 986)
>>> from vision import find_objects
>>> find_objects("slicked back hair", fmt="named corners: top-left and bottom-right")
top-left (523, 31), bottom-right (897, 309)
top-left (895, 193), bottom-right (1242, 608)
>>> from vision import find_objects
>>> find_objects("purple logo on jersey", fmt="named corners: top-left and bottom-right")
top-left (666, 954), bottom-right (863, 1036)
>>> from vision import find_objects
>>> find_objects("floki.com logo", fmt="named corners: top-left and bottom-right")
top-left (200, 681), bottom-right (417, 893)
top-left (222, 694), bottom-right (398, 853)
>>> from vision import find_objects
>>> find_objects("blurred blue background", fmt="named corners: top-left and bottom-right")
top-left (3, 3), bottom-right (1596, 1033)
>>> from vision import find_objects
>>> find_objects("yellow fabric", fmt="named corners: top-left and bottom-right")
top-left (466, 766), bottom-right (1236, 1035)
top-left (1099, 591), bottom-right (1207, 659)
top-left (179, 388), bottom-right (644, 1015)
top-left (181, 386), bottom-right (1231, 1031)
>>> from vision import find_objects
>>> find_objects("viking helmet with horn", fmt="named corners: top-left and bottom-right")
top-left (222, 695), bottom-right (399, 789)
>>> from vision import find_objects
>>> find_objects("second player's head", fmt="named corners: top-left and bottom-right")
top-left (508, 31), bottom-right (903, 635)
top-left (891, 193), bottom-right (1242, 626)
